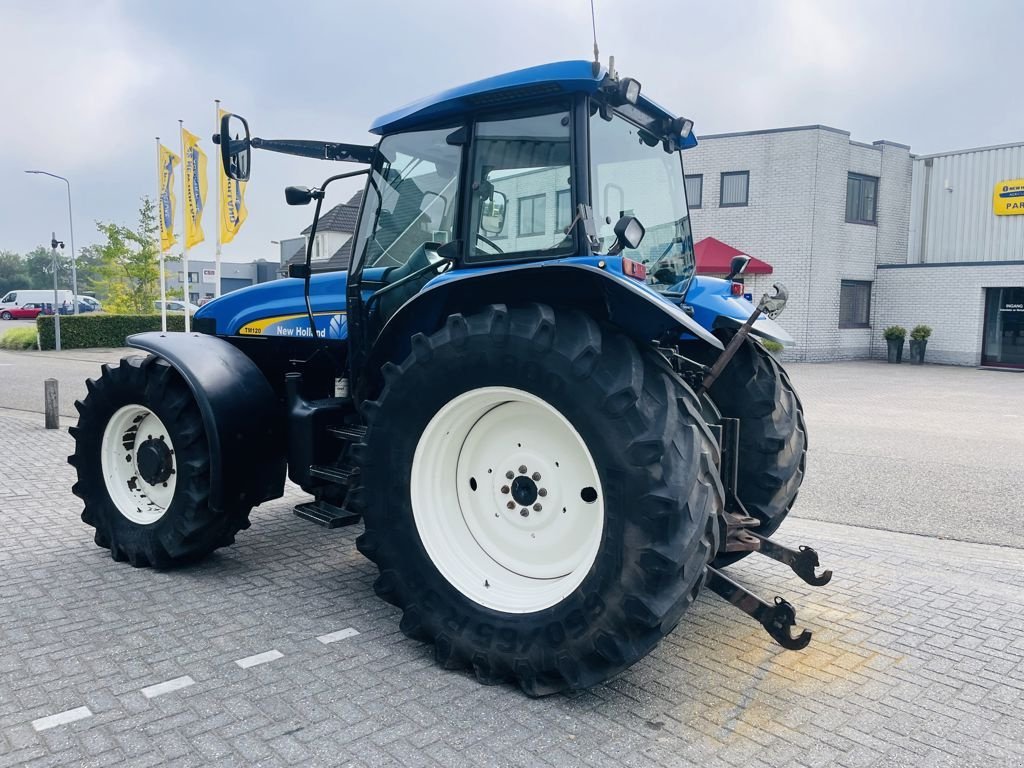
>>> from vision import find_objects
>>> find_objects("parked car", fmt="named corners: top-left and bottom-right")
top-left (1, 303), bottom-right (44, 320)
top-left (77, 296), bottom-right (102, 312)
top-left (0, 289), bottom-right (74, 312)
top-left (154, 300), bottom-right (201, 313)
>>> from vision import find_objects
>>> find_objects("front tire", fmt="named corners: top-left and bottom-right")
top-left (1, 311), bottom-right (12, 320)
top-left (354, 304), bottom-right (722, 695)
top-left (69, 355), bottom-right (251, 567)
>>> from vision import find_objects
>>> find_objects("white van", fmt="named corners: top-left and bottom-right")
top-left (0, 289), bottom-right (75, 311)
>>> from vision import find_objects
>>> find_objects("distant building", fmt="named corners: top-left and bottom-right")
top-left (166, 258), bottom-right (279, 304)
top-left (280, 191), bottom-right (363, 274)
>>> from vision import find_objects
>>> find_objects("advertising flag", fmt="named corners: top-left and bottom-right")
top-left (181, 127), bottom-right (208, 248)
top-left (218, 109), bottom-right (248, 244)
top-left (158, 145), bottom-right (180, 252)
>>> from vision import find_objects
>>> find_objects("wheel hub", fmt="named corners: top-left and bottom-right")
top-left (510, 475), bottom-right (539, 507)
top-left (136, 437), bottom-right (173, 485)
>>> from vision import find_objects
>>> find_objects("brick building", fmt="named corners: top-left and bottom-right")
top-left (685, 126), bottom-right (1024, 367)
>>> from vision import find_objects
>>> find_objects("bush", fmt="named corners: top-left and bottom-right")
top-left (36, 314), bottom-right (186, 350)
top-left (883, 325), bottom-right (907, 341)
top-left (0, 326), bottom-right (39, 350)
top-left (910, 324), bottom-right (932, 341)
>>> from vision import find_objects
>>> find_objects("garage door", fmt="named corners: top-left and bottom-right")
top-left (220, 277), bottom-right (253, 294)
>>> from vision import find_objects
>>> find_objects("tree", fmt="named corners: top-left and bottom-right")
top-left (24, 245), bottom-right (72, 290)
top-left (0, 251), bottom-right (28, 296)
top-left (92, 198), bottom-right (161, 314)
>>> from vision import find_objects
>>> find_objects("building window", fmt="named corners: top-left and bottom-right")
top-left (518, 194), bottom-right (546, 237)
top-left (685, 174), bottom-right (703, 209)
top-left (720, 171), bottom-right (749, 207)
top-left (555, 189), bottom-right (572, 233)
top-left (846, 173), bottom-right (878, 225)
top-left (839, 280), bottom-right (872, 328)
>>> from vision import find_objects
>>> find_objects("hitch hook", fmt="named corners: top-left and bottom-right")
top-left (706, 566), bottom-right (813, 651)
top-left (750, 533), bottom-right (833, 587)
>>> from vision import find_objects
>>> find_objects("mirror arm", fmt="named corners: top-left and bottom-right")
top-left (250, 137), bottom-right (375, 164)
top-left (300, 167), bottom-right (372, 337)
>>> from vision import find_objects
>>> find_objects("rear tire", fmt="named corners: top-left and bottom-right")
top-left (697, 334), bottom-right (807, 567)
top-left (69, 355), bottom-right (251, 568)
top-left (353, 304), bottom-right (722, 695)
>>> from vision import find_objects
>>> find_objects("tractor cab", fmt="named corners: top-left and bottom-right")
top-left (216, 60), bottom-right (709, 368)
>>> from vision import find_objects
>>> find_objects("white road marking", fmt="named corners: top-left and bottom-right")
top-left (141, 675), bottom-right (195, 698)
top-left (235, 650), bottom-right (283, 669)
top-left (32, 706), bottom-right (92, 731)
top-left (317, 627), bottom-right (360, 644)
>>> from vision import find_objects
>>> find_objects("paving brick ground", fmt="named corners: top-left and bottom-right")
top-left (2, 362), bottom-right (1024, 767)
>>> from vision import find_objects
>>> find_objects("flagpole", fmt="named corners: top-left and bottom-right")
top-left (179, 119), bottom-right (190, 333)
top-left (214, 98), bottom-right (222, 299)
top-left (156, 137), bottom-right (167, 332)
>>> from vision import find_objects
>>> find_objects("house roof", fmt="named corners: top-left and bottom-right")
top-left (301, 202), bottom-right (359, 235)
top-left (694, 237), bottom-right (773, 275)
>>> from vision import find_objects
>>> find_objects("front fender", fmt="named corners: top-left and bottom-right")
top-left (127, 332), bottom-right (286, 511)
top-left (686, 276), bottom-right (796, 347)
top-left (360, 261), bottom-right (724, 396)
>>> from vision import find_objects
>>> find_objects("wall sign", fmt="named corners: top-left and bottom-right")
top-left (994, 179), bottom-right (1024, 215)
top-left (202, 268), bottom-right (216, 279)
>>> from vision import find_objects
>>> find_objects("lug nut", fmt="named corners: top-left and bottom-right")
top-left (506, 470), bottom-right (514, 479)
top-left (501, 485), bottom-right (510, 494)
top-left (520, 508), bottom-right (529, 517)
top-left (506, 501), bottom-right (515, 510)
top-left (518, 465), bottom-right (527, 474)
top-left (538, 488), bottom-right (547, 497)
top-left (533, 503), bottom-right (542, 512)
top-left (532, 472), bottom-right (541, 481)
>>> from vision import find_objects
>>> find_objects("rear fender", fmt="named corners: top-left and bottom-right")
top-left (127, 332), bottom-right (286, 510)
top-left (360, 262), bottom-right (724, 396)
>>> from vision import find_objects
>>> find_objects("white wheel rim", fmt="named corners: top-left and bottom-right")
top-left (100, 404), bottom-right (177, 525)
top-left (411, 387), bottom-right (604, 614)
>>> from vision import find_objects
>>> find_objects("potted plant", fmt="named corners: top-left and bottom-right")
top-left (909, 324), bottom-right (932, 365)
top-left (883, 326), bottom-right (906, 363)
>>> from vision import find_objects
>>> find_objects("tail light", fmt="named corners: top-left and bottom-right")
top-left (622, 257), bottom-right (647, 282)
top-left (730, 282), bottom-right (744, 296)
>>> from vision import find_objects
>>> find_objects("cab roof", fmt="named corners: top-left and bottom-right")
top-left (369, 60), bottom-right (695, 148)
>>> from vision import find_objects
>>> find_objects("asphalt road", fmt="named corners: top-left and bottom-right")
top-left (1, 348), bottom-right (1022, 547)
top-left (0, 318), bottom-right (38, 332)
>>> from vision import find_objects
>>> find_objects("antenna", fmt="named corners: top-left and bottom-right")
top-left (589, 0), bottom-right (600, 75)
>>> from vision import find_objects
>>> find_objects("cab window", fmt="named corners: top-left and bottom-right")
top-left (355, 126), bottom-right (462, 272)
top-left (1, 292), bottom-right (15, 303)
top-left (468, 104), bottom-right (575, 260)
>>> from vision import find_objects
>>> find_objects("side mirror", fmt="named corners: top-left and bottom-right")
top-left (480, 190), bottom-right (507, 235)
top-left (285, 186), bottom-right (314, 206)
top-left (726, 254), bottom-right (751, 281)
top-left (609, 215), bottom-right (646, 255)
top-left (217, 112), bottom-right (251, 181)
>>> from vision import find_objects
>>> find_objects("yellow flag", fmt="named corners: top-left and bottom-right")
top-left (218, 108), bottom-right (248, 244)
top-left (182, 127), bottom-right (208, 248)
top-left (158, 145), bottom-right (180, 252)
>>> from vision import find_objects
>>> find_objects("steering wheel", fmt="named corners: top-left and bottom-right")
top-left (476, 233), bottom-right (504, 254)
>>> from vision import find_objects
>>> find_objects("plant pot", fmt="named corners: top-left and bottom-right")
top-left (886, 338), bottom-right (905, 363)
top-left (909, 339), bottom-right (927, 365)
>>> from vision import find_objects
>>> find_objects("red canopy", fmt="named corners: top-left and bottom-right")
top-left (694, 237), bottom-right (773, 275)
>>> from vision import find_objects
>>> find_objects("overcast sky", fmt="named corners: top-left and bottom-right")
top-left (2, 0), bottom-right (1021, 263)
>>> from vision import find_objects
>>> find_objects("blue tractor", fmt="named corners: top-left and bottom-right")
top-left (69, 60), bottom-right (829, 695)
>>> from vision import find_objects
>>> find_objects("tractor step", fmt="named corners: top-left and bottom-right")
top-left (326, 424), bottom-right (368, 442)
top-left (309, 464), bottom-right (354, 485)
top-left (705, 566), bottom-right (812, 650)
top-left (294, 499), bottom-right (361, 528)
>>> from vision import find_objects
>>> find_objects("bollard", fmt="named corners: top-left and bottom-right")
top-left (44, 378), bottom-right (59, 429)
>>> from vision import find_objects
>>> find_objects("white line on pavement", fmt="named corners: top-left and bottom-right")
top-left (32, 706), bottom-right (93, 731)
top-left (141, 675), bottom-right (195, 699)
top-left (317, 627), bottom-right (360, 644)
top-left (235, 650), bottom-right (283, 669)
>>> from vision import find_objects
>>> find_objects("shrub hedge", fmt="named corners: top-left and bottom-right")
top-left (0, 326), bottom-right (39, 350)
top-left (36, 314), bottom-right (187, 350)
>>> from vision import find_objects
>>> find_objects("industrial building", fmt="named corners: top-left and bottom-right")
top-left (165, 258), bottom-right (279, 304)
top-left (685, 127), bottom-right (1024, 367)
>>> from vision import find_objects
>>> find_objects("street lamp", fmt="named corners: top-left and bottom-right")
top-left (25, 170), bottom-right (78, 314)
